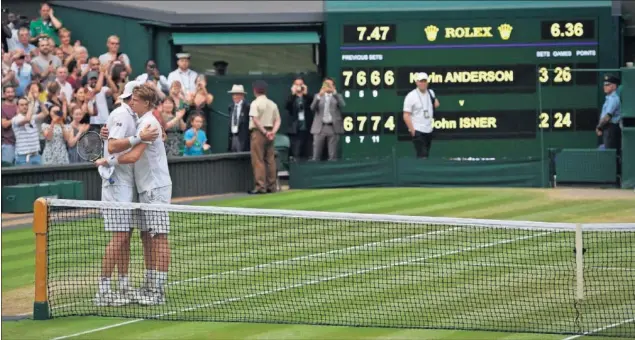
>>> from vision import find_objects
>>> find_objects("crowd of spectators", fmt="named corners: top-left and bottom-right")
top-left (1, 3), bottom-right (216, 167)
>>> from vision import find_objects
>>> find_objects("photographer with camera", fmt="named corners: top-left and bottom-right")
top-left (285, 77), bottom-right (314, 161)
top-left (135, 59), bottom-right (169, 93)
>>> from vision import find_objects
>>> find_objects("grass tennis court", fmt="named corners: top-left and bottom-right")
top-left (2, 188), bottom-right (635, 340)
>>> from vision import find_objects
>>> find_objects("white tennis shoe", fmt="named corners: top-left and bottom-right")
top-left (137, 290), bottom-right (166, 306)
top-left (93, 291), bottom-right (131, 307)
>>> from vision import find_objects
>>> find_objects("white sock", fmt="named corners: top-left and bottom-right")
top-left (99, 277), bottom-right (111, 294)
top-left (155, 271), bottom-right (167, 292)
top-left (144, 269), bottom-right (155, 289)
top-left (118, 276), bottom-right (129, 291)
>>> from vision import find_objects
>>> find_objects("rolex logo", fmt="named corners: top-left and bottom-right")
top-left (498, 23), bottom-right (513, 41)
top-left (424, 25), bottom-right (440, 42)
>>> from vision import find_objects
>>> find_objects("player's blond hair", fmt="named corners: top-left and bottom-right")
top-left (132, 85), bottom-right (158, 109)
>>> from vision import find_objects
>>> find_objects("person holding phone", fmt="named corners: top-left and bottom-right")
top-left (310, 77), bottom-right (346, 161)
top-left (41, 105), bottom-right (71, 164)
top-left (286, 77), bottom-right (314, 160)
top-left (135, 59), bottom-right (169, 93)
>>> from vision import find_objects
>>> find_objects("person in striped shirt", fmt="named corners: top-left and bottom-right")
top-left (12, 97), bottom-right (41, 165)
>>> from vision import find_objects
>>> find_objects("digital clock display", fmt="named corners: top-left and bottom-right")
top-left (342, 25), bottom-right (397, 44)
top-left (328, 10), bottom-right (610, 159)
top-left (540, 20), bottom-right (595, 40)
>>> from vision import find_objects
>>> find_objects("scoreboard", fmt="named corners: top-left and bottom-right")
top-left (326, 6), bottom-right (618, 159)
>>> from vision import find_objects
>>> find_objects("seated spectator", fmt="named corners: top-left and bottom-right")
top-left (10, 49), bottom-right (32, 97)
top-left (41, 105), bottom-right (70, 165)
top-left (29, 3), bottom-right (62, 46)
top-left (12, 97), bottom-right (41, 165)
top-left (160, 97), bottom-right (186, 156)
top-left (65, 107), bottom-right (89, 163)
top-left (136, 59), bottom-right (169, 93)
top-left (11, 27), bottom-right (37, 55)
top-left (31, 37), bottom-right (62, 86)
top-left (55, 66), bottom-right (73, 105)
top-left (2, 86), bottom-right (18, 164)
top-left (183, 113), bottom-right (210, 156)
top-left (45, 81), bottom-right (68, 119)
top-left (86, 68), bottom-right (111, 131)
top-left (57, 28), bottom-right (75, 61)
top-left (98, 35), bottom-right (132, 75)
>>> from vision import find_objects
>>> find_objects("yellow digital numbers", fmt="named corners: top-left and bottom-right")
top-left (550, 22), bottom-right (584, 38)
top-left (343, 113), bottom-right (396, 135)
top-left (539, 111), bottom-right (572, 129)
top-left (538, 66), bottom-right (572, 84)
top-left (341, 69), bottom-right (395, 88)
top-left (356, 26), bottom-right (391, 41)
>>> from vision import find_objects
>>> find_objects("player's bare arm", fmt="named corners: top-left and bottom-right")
top-left (102, 124), bottom-right (159, 154)
top-left (403, 111), bottom-right (415, 136)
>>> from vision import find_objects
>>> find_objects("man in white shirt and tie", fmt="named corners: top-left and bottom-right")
top-left (227, 84), bottom-right (251, 152)
top-left (402, 72), bottom-right (440, 159)
top-left (167, 53), bottom-right (197, 97)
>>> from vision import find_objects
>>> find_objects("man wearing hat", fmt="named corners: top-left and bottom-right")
top-left (249, 80), bottom-right (281, 194)
top-left (596, 74), bottom-right (622, 152)
top-left (227, 84), bottom-right (251, 153)
top-left (167, 53), bottom-right (198, 97)
top-left (402, 72), bottom-right (440, 159)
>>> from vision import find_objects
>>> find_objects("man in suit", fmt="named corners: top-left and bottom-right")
top-left (310, 77), bottom-right (345, 161)
top-left (285, 77), bottom-right (314, 160)
top-left (227, 84), bottom-right (251, 152)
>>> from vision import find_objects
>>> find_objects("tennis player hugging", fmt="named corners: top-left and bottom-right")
top-left (94, 82), bottom-right (172, 307)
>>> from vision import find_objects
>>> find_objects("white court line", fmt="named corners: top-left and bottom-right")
top-left (561, 317), bottom-right (635, 340)
top-left (50, 231), bottom-right (552, 340)
top-left (42, 226), bottom-right (460, 315)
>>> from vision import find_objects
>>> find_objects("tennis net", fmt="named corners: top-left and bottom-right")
top-left (35, 198), bottom-right (635, 337)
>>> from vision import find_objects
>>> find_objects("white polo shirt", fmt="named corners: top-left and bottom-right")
top-left (103, 103), bottom-right (137, 188)
top-left (57, 80), bottom-right (73, 105)
top-left (133, 111), bottom-right (172, 194)
top-left (403, 88), bottom-right (436, 133)
top-left (167, 68), bottom-right (198, 94)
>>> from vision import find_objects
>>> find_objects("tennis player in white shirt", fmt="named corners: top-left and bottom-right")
top-left (96, 84), bottom-right (172, 305)
top-left (402, 72), bottom-right (440, 159)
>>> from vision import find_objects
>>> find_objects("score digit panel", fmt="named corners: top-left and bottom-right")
top-left (334, 14), bottom-right (603, 157)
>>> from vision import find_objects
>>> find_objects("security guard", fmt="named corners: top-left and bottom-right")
top-left (596, 74), bottom-right (621, 152)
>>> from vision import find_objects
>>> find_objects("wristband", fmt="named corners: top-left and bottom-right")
top-left (106, 155), bottom-right (119, 166)
top-left (128, 135), bottom-right (141, 147)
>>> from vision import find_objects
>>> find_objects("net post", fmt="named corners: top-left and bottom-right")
top-left (575, 223), bottom-right (584, 301)
top-left (33, 198), bottom-right (50, 320)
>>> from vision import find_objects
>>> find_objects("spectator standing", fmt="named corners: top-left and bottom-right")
top-left (74, 46), bottom-right (89, 75)
top-left (66, 59), bottom-right (81, 90)
top-left (168, 80), bottom-right (189, 112)
top-left (187, 74), bottom-right (213, 130)
top-left (596, 75), bottom-right (622, 152)
top-left (227, 84), bottom-right (250, 152)
top-left (183, 114), bottom-right (210, 156)
top-left (70, 86), bottom-right (92, 120)
top-left (26, 81), bottom-right (51, 153)
top-left (286, 77), bottom-right (314, 160)
top-left (66, 107), bottom-right (90, 163)
top-left (12, 97), bottom-right (41, 165)
top-left (1, 86), bottom-right (18, 164)
top-left (55, 66), bottom-right (73, 105)
top-left (31, 38), bottom-right (62, 86)
top-left (160, 97), bottom-right (186, 157)
top-left (45, 81), bottom-right (68, 119)
top-left (249, 80), bottom-right (281, 194)
top-left (11, 27), bottom-right (37, 55)
top-left (57, 28), bottom-right (75, 62)
top-left (136, 59), bottom-right (169, 93)
top-left (167, 53), bottom-right (197, 96)
top-left (310, 77), bottom-right (345, 161)
top-left (30, 3), bottom-right (63, 46)
top-left (10, 49), bottom-right (32, 97)
top-left (98, 35), bottom-right (132, 75)
top-left (402, 72), bottom-right (440, 159)
top-left (41, 105), bottom-right (70, 165)
top-left (86, 68), bottom-right (111, 131)
top-left (2, 50), bottom-right (15, 86)
top-left (81, 57), bottom-right (102, 87)
top-left (3, 12), bottom-right (19, 52)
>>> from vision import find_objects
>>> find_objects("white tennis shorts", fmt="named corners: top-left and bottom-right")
top-left (139, 185), bottom-right (172, 235)
top-left (101, 185), bottom-right (138, 232)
